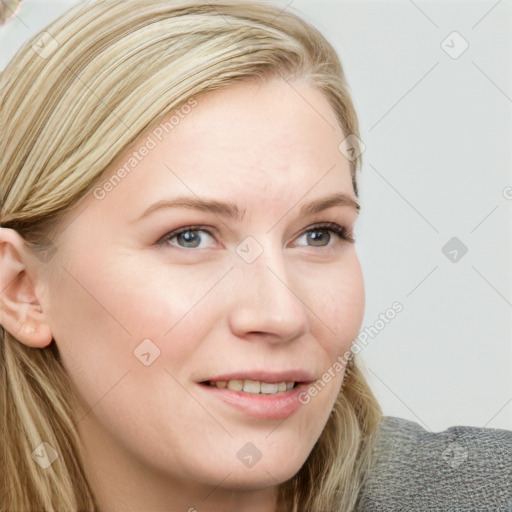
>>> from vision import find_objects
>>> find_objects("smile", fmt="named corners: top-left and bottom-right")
top-left (206, 379), bottom-right (296, 394)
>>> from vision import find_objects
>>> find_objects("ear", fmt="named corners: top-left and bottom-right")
top-left (0, 227), bottom-right (53, 348)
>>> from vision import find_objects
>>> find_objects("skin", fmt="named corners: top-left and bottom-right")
top-left (0, 77), bottom-right (365, 512)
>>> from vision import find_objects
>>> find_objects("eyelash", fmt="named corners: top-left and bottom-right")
top-left (156, 222), bottom-right (355, 248)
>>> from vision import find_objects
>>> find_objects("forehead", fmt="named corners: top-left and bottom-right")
top-left (77, 78), bottom-right (354, 226)
top-left (165, 77), bottom-right (346, 168)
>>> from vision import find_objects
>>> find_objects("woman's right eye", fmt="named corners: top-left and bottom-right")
top-left (156, 227), bottom-right (216, 249)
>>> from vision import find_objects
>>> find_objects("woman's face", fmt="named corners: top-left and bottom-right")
top-left (40, 77), bottom-right (364, 506)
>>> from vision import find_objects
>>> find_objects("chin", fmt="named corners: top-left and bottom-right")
top-left (220, 463), bottom-right (304, 491)
top-left (221, 448), bottom-right (311, 490)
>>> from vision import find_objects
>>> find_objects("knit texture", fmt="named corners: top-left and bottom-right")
top-left (357, 416), bottom-right (512, 512)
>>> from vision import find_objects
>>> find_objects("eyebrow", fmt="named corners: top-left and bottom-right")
top-left (136, 192), bottom-right (360, 223)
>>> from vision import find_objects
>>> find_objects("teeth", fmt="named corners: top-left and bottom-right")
top-left (260, 382), bottom-right (279, 394)
top-left (243, 379), bottom-right (261, 394)
top-left (211, 379), bottom-right (296, 394)
top-left (227, 379), bottom-right (243, 391)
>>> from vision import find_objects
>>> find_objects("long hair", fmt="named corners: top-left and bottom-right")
top-left (0, 1), bottom-right (382, 510)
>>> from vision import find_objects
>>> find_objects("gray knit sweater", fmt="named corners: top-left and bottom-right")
top-left (357, 416), bottom-right (512, 511)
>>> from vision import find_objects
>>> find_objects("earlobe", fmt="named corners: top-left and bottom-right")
top-left (0, 227), bottom-right (53, 348)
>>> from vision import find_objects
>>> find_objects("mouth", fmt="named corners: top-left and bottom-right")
top-left (200, 379), bottom-right (298, 395)
top-left (197, 372), bottom-right (314, 420)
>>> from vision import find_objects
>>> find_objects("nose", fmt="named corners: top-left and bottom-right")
top-left (227, 247), bottom-right (311, 344)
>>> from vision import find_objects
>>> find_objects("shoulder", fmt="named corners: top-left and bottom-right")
top-left (357, 415), bottom-right (512, 511)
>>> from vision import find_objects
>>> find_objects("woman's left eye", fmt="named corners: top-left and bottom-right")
top-left (156, 222), bottom-right (354, 249)
top-left (295, 222), bottom-right (355, 247)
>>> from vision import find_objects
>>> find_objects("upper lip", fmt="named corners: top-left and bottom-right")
top-left (199, 370), bottom-right (315, 384)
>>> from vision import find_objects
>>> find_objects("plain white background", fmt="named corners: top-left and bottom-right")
top-left (1, 0), bottom-right (511, 431)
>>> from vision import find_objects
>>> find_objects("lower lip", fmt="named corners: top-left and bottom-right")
top-left (198, 383), bottom-right (308, 420)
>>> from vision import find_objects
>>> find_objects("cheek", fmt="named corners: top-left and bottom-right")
top-left (44, 253), bottom-right (223, 397)
top-left (310, 253), bottom-right (365, 353)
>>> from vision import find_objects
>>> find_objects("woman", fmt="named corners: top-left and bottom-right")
top-left (0, 1), bottom-right (509, 511)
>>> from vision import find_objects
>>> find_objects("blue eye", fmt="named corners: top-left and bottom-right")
top-left (296, 222), bottom-right (355, 247)
top-left (157, 226), bottom-right (215, 249)
top-left (156, 222), bottom-right (354, 249)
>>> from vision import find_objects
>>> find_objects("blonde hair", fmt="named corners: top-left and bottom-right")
top-left (0, 1), bottom-right (382, 510)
